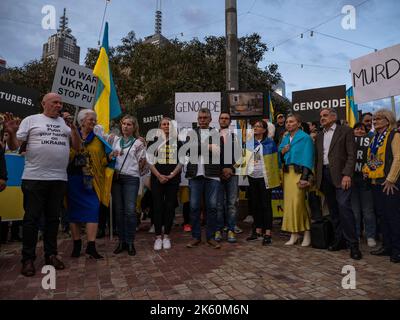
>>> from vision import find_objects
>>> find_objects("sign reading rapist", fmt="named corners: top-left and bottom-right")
top-left (291, 85), bottom-right (346, 122)
top-left (0, 81), bottom-right (40, 118)
top-left (52, 58), bottom-right (97, 108)
top-left (351, 43), bottom-right (400, 104)
top-left (136, 105), bottom-right (174, 135)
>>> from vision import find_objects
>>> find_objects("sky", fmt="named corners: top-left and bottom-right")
top-left (0, 0), bottom-right (399, 114)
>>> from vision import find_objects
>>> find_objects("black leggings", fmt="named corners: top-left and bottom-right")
top-left (151, 176), bottom-right (179, 236)
top-left (248, 177), bottom-right (273, 231)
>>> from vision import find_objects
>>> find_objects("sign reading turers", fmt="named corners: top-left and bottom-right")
top-left (351, 43), bottom-right (400, 104)
top-left (0, 81), bottom-right (40, 117)
top-left (291, 85), bottom-right (346, 122)
top-left (52, 58), bottom-right (97, 108)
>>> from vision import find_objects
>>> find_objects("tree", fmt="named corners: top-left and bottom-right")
top-left (0, 58), bottom-right (56, 97)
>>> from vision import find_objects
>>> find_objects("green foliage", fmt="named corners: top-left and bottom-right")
top-left (0, 31), bottom-right (288, 118)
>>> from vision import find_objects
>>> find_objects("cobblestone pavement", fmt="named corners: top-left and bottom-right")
top-left (0, 220), bottom-right (399, 300)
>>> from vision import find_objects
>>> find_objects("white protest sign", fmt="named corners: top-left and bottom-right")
top-left (52, 58), bottom-right (97, 108)
top-left (175, 92), bottom-right (221, 129)
top-left (351, 43), bottom-right (400, 104)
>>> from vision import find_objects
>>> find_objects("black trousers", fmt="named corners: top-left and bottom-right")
top-left (321, 167), bottom-right (358, 246)
top-left (372, 184), bottom-right (400, 257)
top-left (248, 177), bottom-right (273, 231)
top-left (151, 176), bottom-right (179, 236)
top-left (21, 180), bottom-right (66, 262)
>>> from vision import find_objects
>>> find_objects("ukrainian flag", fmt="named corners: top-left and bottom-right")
top-left (268, 91), bottom-right (275, 122)
top-left (346, 86), bottom-right (358, 128)
top-left (93, 22), bottom-right (121, 133)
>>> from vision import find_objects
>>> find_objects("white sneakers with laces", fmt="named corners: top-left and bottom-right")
top-left (154, 238), bottom-right (162, 250)
top-left (154, 236), bottom-right (172, 250)
top-left (163, 237), bottom-right (171, 250)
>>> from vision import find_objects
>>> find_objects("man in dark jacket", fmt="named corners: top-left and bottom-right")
top-left (185, 108), bottom-right (223, 249)
top-left (315, 108), bottom-right (362, 260)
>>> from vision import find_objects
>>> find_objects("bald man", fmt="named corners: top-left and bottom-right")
top-left (4, 93), bottom-right (80, 276)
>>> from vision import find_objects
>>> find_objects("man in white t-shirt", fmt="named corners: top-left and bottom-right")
top-left (5, 93), bottom-right (80, 277)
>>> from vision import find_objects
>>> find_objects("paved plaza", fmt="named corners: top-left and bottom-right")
top-left (0, 219), bottom-right (399, 300)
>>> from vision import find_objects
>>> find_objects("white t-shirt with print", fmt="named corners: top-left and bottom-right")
top-left (16, 114), bottom-right (71, 181)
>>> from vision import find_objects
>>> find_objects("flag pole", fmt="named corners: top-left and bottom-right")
top-left (391, 96), bottom-right (396, 118)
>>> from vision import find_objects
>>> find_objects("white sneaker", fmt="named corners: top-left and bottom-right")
top-left (367, 238), bottom-right (377, 247)
top-left (163, 237), bottom-right (171, 250)
top-left (154, 238), bottom-right (162, 251)
top-left (148, 224), bottom-right (155, 233)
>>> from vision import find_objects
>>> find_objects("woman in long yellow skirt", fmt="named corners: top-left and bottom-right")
top-left (279, 114), bottom-right (314, 246)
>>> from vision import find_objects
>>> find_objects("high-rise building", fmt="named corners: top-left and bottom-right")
top-left (143, 0), bottom-right (169, 47)
top-left (42, 8), bottom-right (80, 64)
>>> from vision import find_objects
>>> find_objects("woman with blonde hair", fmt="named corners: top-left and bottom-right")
top-left (363, 109), bottom-right (400, 263)
top-left (146, 117), bottom-right (182, 250)
top-left (279, 114), bottom-right (314, 246)
top-left (110, 115), bottom-right (147, 256)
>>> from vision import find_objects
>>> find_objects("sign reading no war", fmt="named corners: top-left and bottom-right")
top-left (351, 43), bottom-right (400, 104)
top-left (52, 58), bottom-right (97, 108)
top-left (291, 85), bottom-right (346, 122)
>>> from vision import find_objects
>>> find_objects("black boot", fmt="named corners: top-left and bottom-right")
top-left (86, 241), bottom-right (104, 259)
top-left (71, 239), bottom-right (82, 257)
top-left (113, 242), bottom-right (126, 254)
top-left (127, 243), bottom-right (136, 256)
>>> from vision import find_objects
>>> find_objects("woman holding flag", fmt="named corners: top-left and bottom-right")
top-left (68, 109), bottom-right (114, 259)
top-left (279, 114), bottom-right (314, 246)
top-left (242, 120), bottom-right (280, 246)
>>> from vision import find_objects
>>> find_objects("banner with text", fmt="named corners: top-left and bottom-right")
top-left (351, 43), bottom-right (400, 104)
top-left (137, 105), bottom-right (174, 136)
top-left (291, 85), bottom-right (346, 122)
top-left (175, 92), bottom-right (221, 132)
top-left (52, 58), bottom-right (97, 108)
top-left (0, 81), bottom-right (40, 118)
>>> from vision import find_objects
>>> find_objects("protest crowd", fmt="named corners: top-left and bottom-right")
top-left (1, 93), bottom-right (399, 278)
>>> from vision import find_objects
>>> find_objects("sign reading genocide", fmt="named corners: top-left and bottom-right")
top-left (52, 58), bottom-right (97, 108)
top-left (0, 81), bottom-right (40, 118)
top-left (175, 92), bottom-right (221, 130)
top-left (351, 43), bottom-right (400, 104)
top-left (291, 85), bottom-right (346, 122)
top-left (136, 105), bottom-right (174, 136)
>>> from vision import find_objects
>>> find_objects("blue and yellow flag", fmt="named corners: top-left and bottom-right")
top-left (93, 22), bottom-right (121, 133)
top-left (268, 91), bottom-right (275, 122)
top-left (346, 86), bottom-right (358, 128)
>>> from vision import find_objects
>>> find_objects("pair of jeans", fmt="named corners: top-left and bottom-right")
top-left (151, 175), bottom-right (179, 236)
top-left (112, 175), bottom-right (140, 245)
top-left (216, 175), bottom-right (238, 232)
top-left (21, 180), bottom-right (66, 262)
top-left (321, 167), bottom-right (358, 246)
top-left (372, 183), bottom-right (400, 257)
top-left (351, 175), bottom-right (376, 239)
top-left (247, 177), bottom-right (273, 231)
top-left (189, 176), bottom-right (220, 240)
